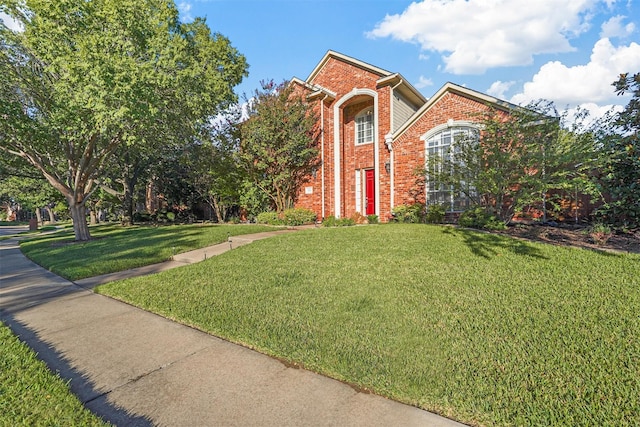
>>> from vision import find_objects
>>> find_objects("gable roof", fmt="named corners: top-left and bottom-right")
top-left (391, 82), bottom-right (518, 140)
top-left (306, 50), bottom-right (393, 83)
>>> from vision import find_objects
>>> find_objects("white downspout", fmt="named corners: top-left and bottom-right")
top-left (386, 134), bottom-right (394, 211)
top-left (320, 94), bottom-right (328, 220)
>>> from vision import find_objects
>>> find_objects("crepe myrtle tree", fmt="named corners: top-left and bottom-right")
top-left (239, 80), bottom-right (321, 213)
top-left (425, 102), bottom-right (599, 224)
top-left (0, 0), bottom-right (247, 240)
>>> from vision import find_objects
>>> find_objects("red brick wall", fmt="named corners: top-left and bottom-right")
top-left (295, 57), bottom-right (395, 221)
top-left (294, 57), bottom-right (500, 223)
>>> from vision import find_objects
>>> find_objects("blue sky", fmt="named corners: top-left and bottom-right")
top-left (2, 0), bottom-right (638, 117)
top-left (179, 0), bottom-right (640, 117)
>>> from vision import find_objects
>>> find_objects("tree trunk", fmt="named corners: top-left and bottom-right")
top-left (90, 209), bottom-right (98, 225)
top-left (121, 183), bottom-right (134, 226)
top-left (121, 171), bottom-right (138, 226)
top-left (35, 208), bottom-right (42, 225)
top-left (45, 206), bottom-right (56, 224)
top-left (69, 202), bottom-right (91, 241)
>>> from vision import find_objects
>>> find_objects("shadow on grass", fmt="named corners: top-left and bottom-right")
top-left (442, 227), bottom-right (549, 260)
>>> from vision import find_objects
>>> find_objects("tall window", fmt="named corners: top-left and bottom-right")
top-left (355, 107), bottom-right (374, 145)
top-left (425, 126), bottom-right (478, 211)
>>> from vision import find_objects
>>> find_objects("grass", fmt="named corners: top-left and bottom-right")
top-left (0, 322), bottom-right (110, 426)
top-left (95, 224), bottom-right (640, 426)
top-left (20, 223), bottom-right (278, 280)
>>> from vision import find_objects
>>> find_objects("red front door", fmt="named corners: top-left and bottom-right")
top-left (365, 169), bottom-right (375, 215)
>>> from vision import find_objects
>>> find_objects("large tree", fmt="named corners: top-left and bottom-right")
top-left (597, 72), bottom-right (640, 228)
top-left (0, 0), bottom-right (247, 240)
top-left (183, 106), bottom-right (247, 222)
top-left (239, 81), bottom-right (320, 213)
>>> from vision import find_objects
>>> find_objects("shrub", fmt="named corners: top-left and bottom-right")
top-left (256, 211), bottom-right (283, 225)
top-left (425, 204), bottom-right (446, 224)
top-left (392, 203), bottom-right (425, 223)
top-left (367, 214), bottom-right (379, 224)
top-left (282, 208), bottom-right (317, 226)
top-left (257, 208), bottom-right (316, 226)
top-left (458, 207), bottom-right (506, 230)
top-left (166, 212), bottom-right (175, 222)
top-left (322, 216), bottom-right (355, 227)
top-left (588, 222), bottom-right (612, 245)
top-left (133, 211), bottom-right (153, 223)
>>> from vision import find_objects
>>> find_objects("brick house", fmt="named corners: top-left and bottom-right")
top-left (292, 50), bottom-right (514, 222)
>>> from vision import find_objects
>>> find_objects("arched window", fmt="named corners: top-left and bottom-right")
top-left (424, 125), bottom-right (479, 211)
top-left (355, 107), bottom-right (374, 145)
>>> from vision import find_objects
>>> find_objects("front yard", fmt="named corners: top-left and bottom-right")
top-left (92, 224), bottom-right (640, 426)
top-left (20, 223), bottom-right (277, 280)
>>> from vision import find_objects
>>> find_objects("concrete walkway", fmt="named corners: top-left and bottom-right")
top-left (0, 229), bottom-right (465, 427)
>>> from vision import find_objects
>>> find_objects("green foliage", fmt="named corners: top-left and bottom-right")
top-left (391, 203), bottom-right (425, 223)
top-left (257, 208), bottom-right (317, 226)
top-left (425, 102), bottom-right (600, 224)
top-left (458, 207), bottom-right (506, 230)
top-left (425, 204), bottom-right (446, 224)
top-left (182, 106), bottom-right (247, 222)
top-left (52, 202), bottom-right (70, 221)
top-left (588, 222), bottom-right (613, 245)
top-left (282, 208), bottom-right (316, 226)
top-left (256, 211), bottom-right (283, 225)
top-left (239, 80), bottom-right (320, 213)
top-left (0, 0), bottom-right (247, 240)
top-left (322, 216), bottom-right (355, 227)
top-left (99, 225), bottom-right (640, 426)
top-left (367, 214), bottom-right (379, 224)
top-left (596, 72), bottom-right (640, 228)
top-left (240, 179), bottom-right (271, 220)
top-left (0, 322), bottom-right (109, 426)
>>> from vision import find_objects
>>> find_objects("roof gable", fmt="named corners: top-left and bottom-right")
top-left (392, 82), bottom-right (517, 140)
top-left (306, 50), bottom-right (393, 83)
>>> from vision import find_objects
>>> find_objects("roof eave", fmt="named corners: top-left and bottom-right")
top-left (391, 82), bottom-right (517, 141)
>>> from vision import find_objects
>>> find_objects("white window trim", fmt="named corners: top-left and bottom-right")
top-left (421, 120), bottom-right (479, 212)
top-left (355, 107), bottom-right (374, 146)
top-left (333, 88), bottom-right (379, 218)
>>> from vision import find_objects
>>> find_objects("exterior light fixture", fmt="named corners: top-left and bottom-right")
top-left (384, 161), bottom-right (391, 174)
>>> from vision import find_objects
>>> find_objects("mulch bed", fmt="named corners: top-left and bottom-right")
top-left (497, 223), bottom-right (640, 254)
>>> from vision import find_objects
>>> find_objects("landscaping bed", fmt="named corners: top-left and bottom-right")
top-left (499, 223), bottom-right (640, 254)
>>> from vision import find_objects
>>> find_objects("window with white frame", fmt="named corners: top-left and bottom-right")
top-left (425, 126), bottom-right (479, 211)
top-left (355, 107), bottom-right (374, 145)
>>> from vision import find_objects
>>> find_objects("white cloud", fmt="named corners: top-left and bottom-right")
top-left (486, 80), bottom-right (515, 99)
top-left (414, 75), bottom-right (433, 89)
top-left (564, 102), bottom-right (624, 126)
top-left (0, 11), bottom-right (23, 32)
top-left (178, 2), bottom-right (193, 22)
top-left (600, 15), bottom-right (635, 38)
top-left (368, 0), bottom-right (601, 74)
top-left (510, 38), bottom-right (640, 107)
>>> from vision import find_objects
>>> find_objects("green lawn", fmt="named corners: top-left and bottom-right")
top-left (0, 322), bottom-right (110, 426)
top-left (20, 223), bottom-right (279, 280)
top-left (96, 224), bottom-right (640, 426)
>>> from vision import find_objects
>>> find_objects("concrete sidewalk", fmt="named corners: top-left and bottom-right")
top-left (0, 231), bottom-right (464, 427)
